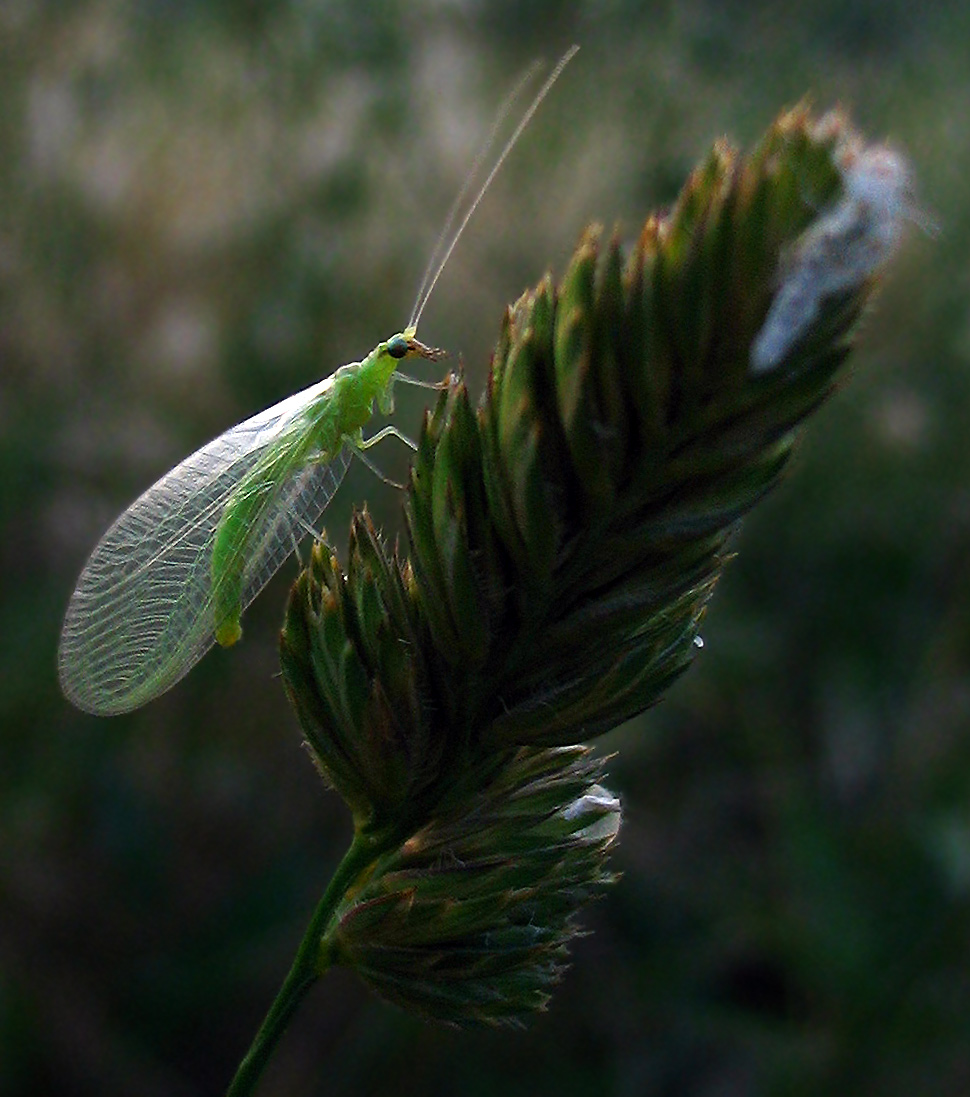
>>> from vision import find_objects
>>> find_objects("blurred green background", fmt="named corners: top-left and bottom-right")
top-left (3, 1), bottom-right (969, 1094)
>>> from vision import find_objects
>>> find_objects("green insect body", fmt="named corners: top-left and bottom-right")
top-left (58, 329), bottom-right (440, 715)
top-left (209, 330), bottom-right (436, 648)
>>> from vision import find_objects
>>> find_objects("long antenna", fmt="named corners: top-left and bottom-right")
top-left (408, 44), bottom-right (579, 333)
top-left (408, 59), bottom-right (545, 329)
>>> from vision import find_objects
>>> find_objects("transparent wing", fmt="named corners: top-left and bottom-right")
top-left (58, 378), bottom-right (352, 716)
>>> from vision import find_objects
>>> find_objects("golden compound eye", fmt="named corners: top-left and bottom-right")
top-left (387, 335), bottom-right (409, 359)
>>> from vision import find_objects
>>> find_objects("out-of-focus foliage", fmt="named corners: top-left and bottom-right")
top-left (2, 2), bottom-right (969, 1095)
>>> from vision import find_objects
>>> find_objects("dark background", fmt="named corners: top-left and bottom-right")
top-left (3, 2), bottom-right (969, 1094)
